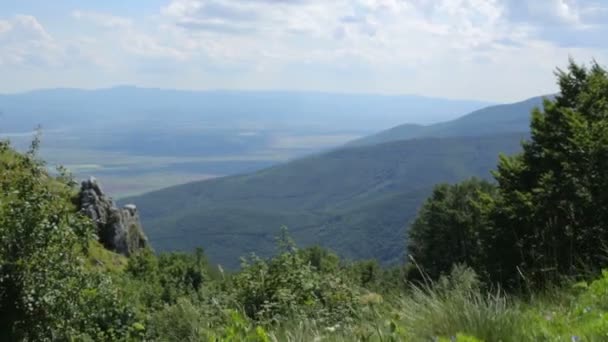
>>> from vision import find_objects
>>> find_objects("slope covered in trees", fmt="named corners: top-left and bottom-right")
top-left (126, 133), bottom-right (524, 268)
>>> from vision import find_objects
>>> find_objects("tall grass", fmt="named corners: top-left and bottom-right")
top-left (398, 266), bottom-right (526, 341)
top-left (245, 266), bottom-right (527, 341)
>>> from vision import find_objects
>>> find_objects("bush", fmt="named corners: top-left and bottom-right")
top-left (0, 139), bottom-right (138, 340)
top-left (149, 297), bottom-right (207, 341)
top-left (232, 229), bottom-right (359, 325)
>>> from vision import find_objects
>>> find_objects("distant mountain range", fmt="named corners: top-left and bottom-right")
top-left (0, 86), bottom-right (492, 132)
top-left (125, 95), bottom-right (549, 268)
top-left (0, 87), bottom-right (493, 197)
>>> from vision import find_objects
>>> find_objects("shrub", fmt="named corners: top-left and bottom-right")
top-left (232, 229), bottom-right (359, 325)
top-left (0, 139), bottom-right (138, 340)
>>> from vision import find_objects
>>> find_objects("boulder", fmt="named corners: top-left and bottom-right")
top-left (78, 177), bottom-right (149, 256)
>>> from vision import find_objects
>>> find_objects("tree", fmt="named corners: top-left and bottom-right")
top-left (0, 139), bottom-right (137, 340)
top-left (490, 60), bottom-right (608, 286)
top-left (407, 178), bottom-right (496, 280)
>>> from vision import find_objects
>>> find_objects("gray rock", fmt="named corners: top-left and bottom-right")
top-left (78, 177), bottom-right (149, 256)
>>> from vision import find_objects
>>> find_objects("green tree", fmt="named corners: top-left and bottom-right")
top-left (0, 139), bottom-right (136, 340)
top-left (407, 178), bottom-right (496, 280)
top-left (299, 245), bottom-right (340, 273)
top-left (490, 60), bottom-right (608, 286)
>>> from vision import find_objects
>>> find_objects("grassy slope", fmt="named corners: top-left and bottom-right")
top-left (347, 95), bottom-right (548, 147)
top-left (86, 241), bottom-right (128, 273)
top-left (126, 133), bottom-right (525, 268)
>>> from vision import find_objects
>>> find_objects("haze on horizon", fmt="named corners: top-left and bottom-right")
top-left (1, 0), bottom-right (607, 102)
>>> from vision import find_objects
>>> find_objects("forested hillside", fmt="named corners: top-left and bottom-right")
top-left (127, 133), bottom-right (524, 268)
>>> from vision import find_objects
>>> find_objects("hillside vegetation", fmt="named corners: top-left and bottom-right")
top-left (127, 133), bottom-right (524, 268)
top-left (2, 60), bottom-right (608, 341)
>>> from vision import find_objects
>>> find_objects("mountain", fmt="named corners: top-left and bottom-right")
top-left (0, 86), bottom-right (492, 132)
top-left (123, 94), bottom-right (543, 268)
top-left (0, 87), bottom-right (492, 197)
top-left (125, 132), bottom-right (526, 268)
top-left (347, 95), bottom-right (549, 147)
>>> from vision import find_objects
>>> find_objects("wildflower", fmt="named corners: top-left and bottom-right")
top-left (325, 324), bottom-right (340, 333)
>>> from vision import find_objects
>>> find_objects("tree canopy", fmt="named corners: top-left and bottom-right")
top-left (407, 178), bottom-right (496, 280)
top-left (490, 60), bottom-right (608, 286)
top-left (408, 60), bottom-right (608, 288)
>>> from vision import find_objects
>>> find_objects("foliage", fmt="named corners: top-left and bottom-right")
top-left (407, 60), bottom-right (608, 289)
top-left (232, 228), bottom-right (359, 325)
top-left (148, 297), bottom-right (208, 341)
top-left (489, 60), bottom-right (608, 286)
top-left (0, 139), bottom-right (137, 340)
top-left (407, 178), bottom-right (496, 280)
top-left (399, 265), bottom-right (527, 341)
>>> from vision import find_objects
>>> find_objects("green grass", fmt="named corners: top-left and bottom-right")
top-left (148, 266), bottom-right (608, 341)
top-left (85, 240), bottom-right (128, 273)
top-left (199, 269), bottom-right (608, 341)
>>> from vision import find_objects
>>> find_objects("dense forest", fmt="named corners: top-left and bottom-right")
top-left (2, 60), bottom-right (608, 341)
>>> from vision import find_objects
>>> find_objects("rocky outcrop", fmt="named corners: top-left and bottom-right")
top-left (79, 177), bottom-right (149, 256)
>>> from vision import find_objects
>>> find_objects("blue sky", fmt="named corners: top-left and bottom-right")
top-left (0, 0), bottom-right (607, 101)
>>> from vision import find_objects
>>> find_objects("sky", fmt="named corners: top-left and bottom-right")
top-left (0, 0), bottom-right (607, 102)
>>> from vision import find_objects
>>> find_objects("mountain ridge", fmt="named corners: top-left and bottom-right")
top-left (346, 95), bottom-right (551, 147)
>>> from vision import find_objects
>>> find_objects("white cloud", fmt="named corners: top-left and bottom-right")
top-left (152, 0), bottom-right (608, 100)
top-left (553, 0), bottom-right (581, 24)
top-left (1, 1), bottom-right (607, 100)
top-left (13, 14), bottom-right (53, 40)
top-left (158, 0), bottom-right (520, 65)
top-left (72, 10), bottom-right (189, 61)
top-left (72, 10), bottom-right (132, 29)
top-left (0, 15), bottom-right (63, 67)
top-left (0, 20), bottom-right (11, 34)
